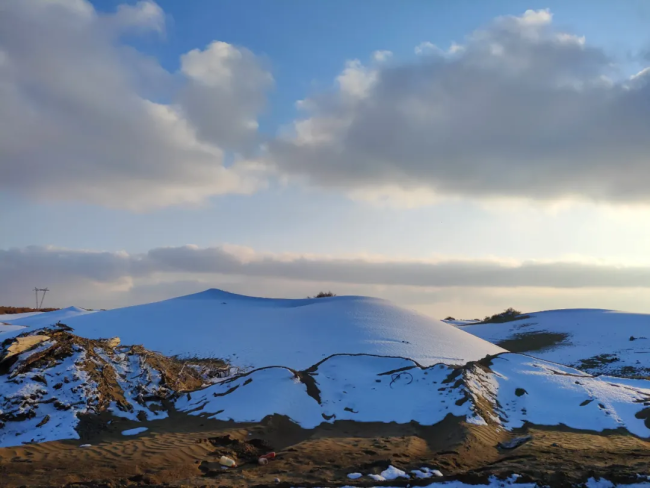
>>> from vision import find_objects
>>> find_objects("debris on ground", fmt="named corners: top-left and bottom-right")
top-left (498, 435), bottom-right (532, 449)
top-left (0, 326), bottom-right (231, 447)
top-left (218, 455), bottom-right (237, 467)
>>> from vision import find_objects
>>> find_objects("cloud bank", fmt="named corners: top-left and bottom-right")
top-left (265, 10), bottom-right (650, 205)
top-left (2, 5), bottom-right (650, 209)
top-left (3, 245), bottom-right (650, 294)
top-left (0, 0), bottom-right (271, 209)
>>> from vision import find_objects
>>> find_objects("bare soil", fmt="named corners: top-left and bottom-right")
top-left (1, 410), bottom-right (648, 487)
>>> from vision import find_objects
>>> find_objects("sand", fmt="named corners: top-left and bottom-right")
top-left (1, 409), bottom-right (649, 487)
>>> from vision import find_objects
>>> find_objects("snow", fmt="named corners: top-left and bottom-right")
top-left (4, 294), bottom-right (650, 449)
top-left (469, 354), bottom-right (650, 437)
top-left (368, 473), bottom-right (386, 481)
top-left (63, 289), bottom-right (504, 369)
top-left (176, 354), bottom-right (482, 428)
top-left (412, 467), bottom-right (444, 478)
top-left (0, 324), bottom-right (26, 336)
top-left (376, 476), bottom-right (648, 488)
top-left (443, 319), bottom-right (481, 326)
top-left (177, 352), bottom-right (650, 437)
top-left (0, 340), bottom-right (169, 447)
top-left (0, 311), bottom-right (42, 322)
top-left (0, 352), bottom-right (94, 447)
top-left (347, 473), bottom-right (362, 479)
top-left (3, 307), bottom-right (96, 328)
top-left (460, 309), bottom-right (650, 376)
top-left (380, 465), bottom-right (409, 480)
top-left (122, 427), bottom-right (148, 436)
top-left (412, 469), bottom-right (432, 478)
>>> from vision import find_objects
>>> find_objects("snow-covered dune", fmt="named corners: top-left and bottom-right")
top-left (0, 324), bottom-right (26, 336)
top-left (3, 306), bottom-right (96, 328)
top-left (176, 352), bottom-right (650, 437)
top-left (63, 289), bottom-right (504, 369)
top-left (0, 311), bottom-right (42, 323)
top-left (458, 309), bottom-right (650, 377)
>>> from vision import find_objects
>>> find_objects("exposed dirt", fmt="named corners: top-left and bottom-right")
top-left (2, 331), bottom-right (649, 487)
top-left (496, 331), bottom-right (570, 353)
top-left (1, 411), bottom-right (649, 487)
top-left (0, 327), bottom-right (231, 436)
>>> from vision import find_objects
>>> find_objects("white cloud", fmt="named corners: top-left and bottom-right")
top-left (518, 8), bottom-right (553, 26)
top-left (262, 10), bottom-right (650, 206)
top-left (0, 0), bottom-right (271, 209)
top-left (336, 60), bottom-right (377, 99)
top-left (111, 1), bottom-right (165, 34)
top-left (414, 41), bottom-right (442, 56)
top-left (372, 50), bottom-right (393, 62)
top-left (179, 41), bottom-right (272, 151)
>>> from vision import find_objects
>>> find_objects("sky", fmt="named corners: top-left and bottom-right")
top-left (2, 0), bottom-right (650, 319)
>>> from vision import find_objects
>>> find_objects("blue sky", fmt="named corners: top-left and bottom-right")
top-left (2, 0), bottom-right (650, 317)
top-left (93, 0), bottom-right (650, 131)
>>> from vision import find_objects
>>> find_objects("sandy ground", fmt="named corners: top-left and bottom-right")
top-left (1, 409), bottom-right (649, 488)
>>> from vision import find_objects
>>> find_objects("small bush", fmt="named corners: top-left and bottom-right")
top-left (444, 316), bottom-right (456, 321)
top-left (307, 291), bottom-right (337, 299)
top-left (482, 307), bottom-right (527, 324)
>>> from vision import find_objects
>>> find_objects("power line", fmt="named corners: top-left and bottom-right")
top-left (33, 287), bottom-right (49, 310)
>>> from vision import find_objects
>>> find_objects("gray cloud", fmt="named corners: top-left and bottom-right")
top-left (144, 245), bottom-right (650, 289)
top-left (179, 41), bottom-right (272, 152)
top-left (2, 245), bottom-right (650, 297)
top-left (0, 1), bottom-right (271, 209)
top-left (264, 10), bottom-right (650, 204)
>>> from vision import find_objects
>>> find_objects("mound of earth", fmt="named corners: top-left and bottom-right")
top-left (0, 325), bottom-right (228, 447)
top-left (0, 325), bottom-right (649, 486)
top-left (458, 309), bottom-right (650, 377)
top-left (59, 289), bottom-right (505, 369)
top-left (177, 353), bottom-right (650, 438)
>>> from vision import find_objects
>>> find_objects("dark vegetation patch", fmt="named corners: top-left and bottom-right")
top-left (481, 308), bottom-right (530, 324)
top-left (577, 354), bottom-right (620, 371)
top-left (0, 306), bottom-right (59, 314)
top-left (574, 355), bottom-right (650, 378)
top-left (496, 331), bottom-right (570, 353)
top-left (636, 408), bottom-right (650, 428)
top-left (306, 291), bottom-right (336, 298)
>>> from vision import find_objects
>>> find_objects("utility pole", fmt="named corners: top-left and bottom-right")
top-left (33, 287), bottom-right (49, 310)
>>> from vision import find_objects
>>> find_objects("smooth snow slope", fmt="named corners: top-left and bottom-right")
top-left (459, 309), bottom-right (650, 376)
top-left (3, 306), bottom-right (96, 328)
top-left (0, 311), bottom-right (42, 323)
top-left (63, 289), bottom-right (504, 369)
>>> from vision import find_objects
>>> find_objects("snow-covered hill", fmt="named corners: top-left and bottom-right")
top-left (0, 311), bottom-right (42, 323)
top-left (1, 306), bottom-right (95, 329)
top-left (3, 323), bottom-right (649, 448)
top-left (457, 309), bottom-right (650, 377)
top-left (61, 289), bottom-right (504, 369)
top-left (178, 352), bottom-right (650, 437)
